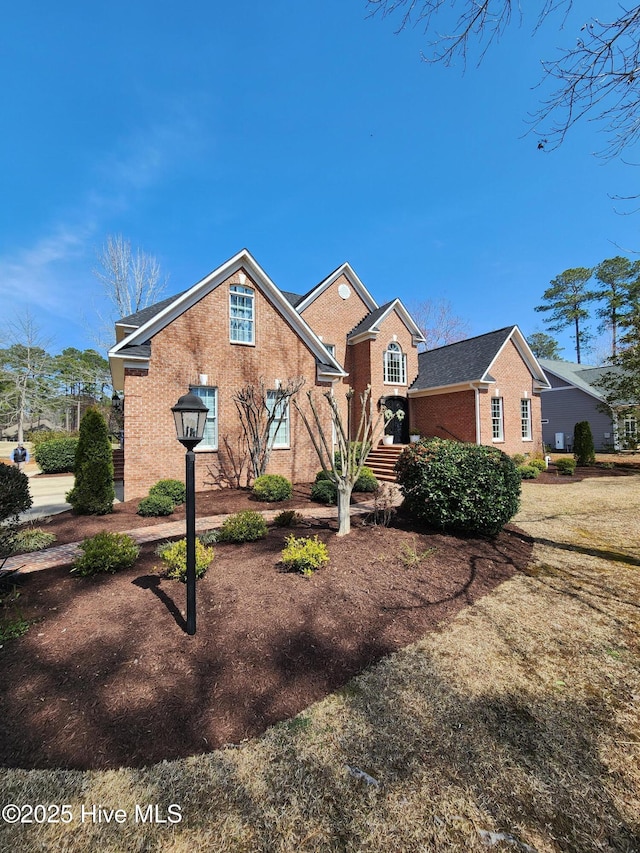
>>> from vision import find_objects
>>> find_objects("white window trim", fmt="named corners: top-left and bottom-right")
top-left (267, 390), bottom-right (290, 449)
top-left (229, 284), bottom-right (255, 345)
top-left (191, 386), bottom-right (218, 451)
top-left (491, 397), bottom-right (504, 442)
top-left (521, 398), bottom-right (532, 441)
top-left (383, 342), bottom-right (407, 386)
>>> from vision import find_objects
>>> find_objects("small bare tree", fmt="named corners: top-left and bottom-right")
top-left (234, 377), bottom-right (305, 482)
top-left (294, 385), bottom-right (394, 536)
top-left (409, 298), bottom-right (471, 351)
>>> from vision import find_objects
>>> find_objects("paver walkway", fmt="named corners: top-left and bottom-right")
top-left (0, 496), bottom-right (396, 577)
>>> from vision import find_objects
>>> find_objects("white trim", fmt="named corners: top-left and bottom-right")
top-left (349, 298), bottom-right (425, 346)
top-left (409, 380), bottom-right (493, 398)
top-left (485, 326), bottom-right (550, 389)
top-left (474, 386), bottom-right (481, 444)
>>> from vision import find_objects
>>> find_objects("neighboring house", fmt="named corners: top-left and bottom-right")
top-left (108, 249), bottom-right (425, 499)
top-left (538, 360), bottom-right (637, 451)
top-left (408, 326), bottom-right (550, 456)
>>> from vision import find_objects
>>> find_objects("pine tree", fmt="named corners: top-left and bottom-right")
top-left (535, 268), bottom-right (596, 363)
top-left (66, 407), bottom-right (115, 515)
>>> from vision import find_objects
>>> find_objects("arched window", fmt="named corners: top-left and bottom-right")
top-left (383, 341), bottom-right (406, 385)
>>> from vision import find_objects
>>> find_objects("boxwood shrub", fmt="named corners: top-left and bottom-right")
top-left (311, 478), bottom-right (337, 505)
top-left (218, 510), bottom-right (268, 543)
top-left (518, 464), bottom-right (539, 479)
top-left (137, 494), bottom-right (175, 517)
top-left (252, 474), bottom-right (293, 502)
top-left (149, 478), bottom-right (186, 505)
top-left (354, 466), bottom-right (378, 492)
top-left (395, 438), bottom-right (521, 536)
top-left (555, 457), bottom-right (577, 475)
top-left (71, 532), bottom-right (140, 577)
top-left (34, 438), bottom-right (79, 473)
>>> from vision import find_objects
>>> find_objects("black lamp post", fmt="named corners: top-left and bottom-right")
top-left (172, 392), bottom-right (209, 635)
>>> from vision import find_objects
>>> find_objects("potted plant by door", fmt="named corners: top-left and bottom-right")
top-left (409, 427), bottom-right (421, 443)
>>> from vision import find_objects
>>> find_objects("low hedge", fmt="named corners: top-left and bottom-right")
top-left (34, 438), bottom-right (79, 473)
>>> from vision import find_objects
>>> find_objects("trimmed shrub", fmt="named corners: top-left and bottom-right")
top-left (555, 457), bottom-right (577, 475)
top-left (395, 438), bottom-right (521, 536)
top-left (511, 453), bottom-right (526, 466)
top-left (281, 535), bottom-right (329, 575)
top-left (66, 408), bottom-right (115, 515)
top-left (311, 478), bottom-right (337, 505)
top-left (0, 465), bottom-right (32, 522)
top-left (149, 478), bottom-right (186, 505)
top-left (354, 466), bottom-right (378, 492)
top-left (252, 474), bottom-right (293, 502)
top-left (34, 438), bottom-right (78, 474)
top-left (573, 421), bottom-right (596, 465)
top-left (71, 532), bottom-right (140, 576)
top-left (528, 457), bottom-right (547, 472)
top-left (156, 538), bottom-right (214, 582)
top-left (518, 465), bottom-right (539, 479)
top-left (11, 528), bottom-right (56, 554)
top-left (137, 494), bottom-right (175, 517)
top-left (218, 510), bottom-right (268, 543)
top-left (273, 509), bottom-right (304, 527)
top-left (315, 469), bottom-right (332, 482)
top-left (29, 430), bottom-right (78, 452)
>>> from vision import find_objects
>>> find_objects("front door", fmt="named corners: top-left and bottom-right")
top-left (383, 396), bottom-right (409, 444)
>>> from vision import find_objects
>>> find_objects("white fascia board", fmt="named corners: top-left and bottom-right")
top-left (348, 331), bottom-right (378, 345)
top-left (348, 299), bottom-right (426, 346)
top-left (108, 249), bottom-right (345, 376)
top-left (484, 326), bottom-right (551, 388)
top-left (408, 380), bottom-right (492, 398)
top-left (296, 262), bottom-right (378, 313)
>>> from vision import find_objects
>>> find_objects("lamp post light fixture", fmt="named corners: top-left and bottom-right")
top-left (172, 392), bottom-right (209, 635)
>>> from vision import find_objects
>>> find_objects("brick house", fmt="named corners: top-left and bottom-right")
top-left (108, 252), bottom-right (549, 499)
top-left (408, 326), bottom-right (550, 456)
top-left (108, 249), bottom-right (424, 499)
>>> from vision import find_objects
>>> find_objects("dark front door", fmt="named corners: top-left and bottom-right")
top-left (383, 396), bottom-right (409, 444)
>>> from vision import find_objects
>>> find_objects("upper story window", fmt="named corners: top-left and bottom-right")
top-left (521, 398), bottom-right (532, 440)
top-left (230, 284), bottom-right (255, 344)
top-left (191, 386), bottom-right (218, 450)
top-left (267, 390), bottom-right (290, 448)
top-left (325, 343), bottom-right (336, 359)
top-left (491, 397), bottom-right (504, 442)
top-left (383, 341), bottom-right (407, 385)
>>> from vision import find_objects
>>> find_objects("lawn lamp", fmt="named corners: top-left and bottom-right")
top-left (172, 391), bottom-right (209, 635)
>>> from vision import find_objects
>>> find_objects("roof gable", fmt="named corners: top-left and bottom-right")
top-left (295, 262), bottom-right (378, 314)
top-left (348, 299), bottom-right (425, 345)
top-left (539, 359), bottom-right (625, 402)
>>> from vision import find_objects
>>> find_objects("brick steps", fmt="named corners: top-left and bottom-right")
top-left (112, 449), bottom-right (124, 480)
top-left (365, 443), bottom-right (407, 483)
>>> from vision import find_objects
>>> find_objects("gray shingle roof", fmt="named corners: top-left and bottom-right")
top-left (411, 326), bottom-right (514, 391)
top-left (280, 290), bottom-right (304, 307)
top-left (117, 291), bottom-right (188, 327)
top-left (347, 302), bottom-right (395, 339)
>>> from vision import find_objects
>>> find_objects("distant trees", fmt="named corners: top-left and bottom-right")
top-left (535, 268), bottom-right (595, 364)
top-left (527, 332), bottom-right (563, 361)
top-left (408, 298), bottom-right (470, 351)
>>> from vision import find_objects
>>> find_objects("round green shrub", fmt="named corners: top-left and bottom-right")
top-left (281, 534), bottom-right (329, 575)
top-left (34, 438), bottom-right (79, 473)
top-left (311, 478), bottom-right (337, 505)
top-left (315, 469), bottom-right (332, 482)
top-left (252, 474), bottom-right (293, 502)
top-left (149, 478), bottom-right (186, 505)
top-left (511, 453), bottom-right (526, 466)
top-left (354, 466), bottom-right (378, 492)
top-left (137, 494), bottom-right (175, 517)
top-left (555, 457), bottom-right (576, 475)
top-left (528, 458), bottom-right (547, 472)
top-left (66, 408), bottom-right (114, 515)
top-left (218, 510), bottom-right (268, 543)
top-left (29, 430), bottom-right (78, 452)
top-left (395, 438), bottom-right (521, 536)
top-left (0, 465), bottom-right (32, 522)
top-left (156, 537), bottom-right (214, 582)
top-left (71, 532), bottom-right (140, 576)
top-left (518, 465), bottom-right (539, 479)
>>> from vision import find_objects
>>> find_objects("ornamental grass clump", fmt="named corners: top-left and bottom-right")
top-left (71, 532), bottom-right (140, 577)
top-left (218, 510), bottom-right (268, 543)
top-left (395, 438), bottom-right (521, 536)
top-left (10, 528), bottom-right (56, 554)
top-left (281, 534), bottom-right (329, 575)
top-left (156, 538), bottom-right (214, 582)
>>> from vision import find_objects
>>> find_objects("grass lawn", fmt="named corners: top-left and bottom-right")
top-left (0, 475), bottom-right (638, 852)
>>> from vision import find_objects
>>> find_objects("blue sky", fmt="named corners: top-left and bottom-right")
top-left (1, 0), bottom-right (635, 363)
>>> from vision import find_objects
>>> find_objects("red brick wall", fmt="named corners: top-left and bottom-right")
top-left (122, 269), bottom-right (333, 500)
top-left (410, 390), bottom-right (477, 443)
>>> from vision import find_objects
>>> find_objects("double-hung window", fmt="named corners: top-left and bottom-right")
top-left (384, 342), bottom-right (406, 385)
top-left (230, 284), bottom-right (255, 344)
top-left (521, 398), bottom-right (532, 440)
top-left (491, 397), bottom-right (504, 441)
top-left (624, 413), bottom-right (637, 439)
top-left (191, 386), bottom-right (218, 450)
top-left (267, 390), bottom-right (290, 448)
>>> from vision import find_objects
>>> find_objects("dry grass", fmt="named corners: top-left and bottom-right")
top-left (1, 476), bottom-right (639, 852)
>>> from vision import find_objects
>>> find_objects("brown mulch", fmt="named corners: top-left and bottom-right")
top-left (528, 463), bottom-right (639, 484)
top-left (0, 492), bottom-right (534, 772)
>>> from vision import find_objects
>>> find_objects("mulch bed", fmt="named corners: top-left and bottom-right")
top-left (0, 491), bottom-right (534, 771)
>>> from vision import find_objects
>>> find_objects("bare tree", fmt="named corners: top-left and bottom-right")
top-left (409, 297), bottom-right (470, 350)
top-left (367, 1), bottom-right (640, 158)
top-left (233, 377), bottom-right (306, 482)
top-left (293, 385), bottom-right (394, 536)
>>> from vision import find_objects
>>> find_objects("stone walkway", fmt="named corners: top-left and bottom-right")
top-left (0, 497), bottom-right (393, 577)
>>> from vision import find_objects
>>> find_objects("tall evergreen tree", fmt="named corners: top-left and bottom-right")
top-left (593, 257), bottom-right (640, 360)
top-left (527, 332), bottom-right (563, 360)
top-left (535, 268), bottom-right (596, 363)
top-left (66, 407), bottom-right (115, 515)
